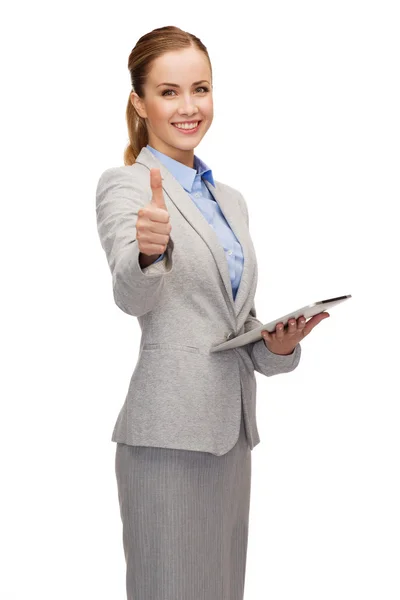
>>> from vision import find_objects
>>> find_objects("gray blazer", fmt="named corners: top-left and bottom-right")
top-left (96, 146), bottom-right (301, 456)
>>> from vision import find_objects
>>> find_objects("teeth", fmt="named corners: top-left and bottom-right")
top-left (173, 121), bottom-right (199, 130)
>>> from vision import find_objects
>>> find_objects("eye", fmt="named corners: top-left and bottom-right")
top-left (161, 86), bottom-right (210, 97)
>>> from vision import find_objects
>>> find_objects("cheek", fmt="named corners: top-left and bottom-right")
top-left (202, 98), bottom-right (214, 119)
top-left (148, 101), bottom-right (172, 124)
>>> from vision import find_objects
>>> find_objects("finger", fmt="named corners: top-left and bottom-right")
top-left (303, 312), bottom-right (330, 335)
top-left (150, 168), bottom-right (167, 209)
top-left (275, 322), bottom-right (285, 339)
top-left (297, 316), bottom-right (306, 331)
top-left (310, 312), bottom-right (330, 325)
top-left (262, 330), bottom-right (271, 342)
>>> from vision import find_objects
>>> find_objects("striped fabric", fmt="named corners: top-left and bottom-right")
top-left (115, 405), bottom-right (251, 600)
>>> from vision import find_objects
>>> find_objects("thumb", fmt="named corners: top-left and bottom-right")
top-left (150, 168), bottom-right (167, 210)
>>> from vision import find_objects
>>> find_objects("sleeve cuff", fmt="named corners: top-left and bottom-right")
top-left (251, 338), bottom-right (302, 376)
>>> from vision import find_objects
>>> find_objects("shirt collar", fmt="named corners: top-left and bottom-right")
top-left (147, 145), bottom-right (215, 193)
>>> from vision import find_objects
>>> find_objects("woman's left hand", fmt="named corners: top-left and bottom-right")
top-left (262, 312), bottom-right (331, 355)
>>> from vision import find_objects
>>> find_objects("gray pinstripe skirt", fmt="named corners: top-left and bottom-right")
top-left (115, 405), bottom-right (251, 600)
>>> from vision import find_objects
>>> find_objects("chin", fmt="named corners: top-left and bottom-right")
top-left (168, 138), bottom-right (202, 150)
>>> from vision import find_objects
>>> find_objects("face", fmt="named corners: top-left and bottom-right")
top-left (131, 46), bottom-right (213, 167)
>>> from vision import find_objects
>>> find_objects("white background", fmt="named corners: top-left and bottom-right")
top-left (1, 1), bottom-right (399, 598)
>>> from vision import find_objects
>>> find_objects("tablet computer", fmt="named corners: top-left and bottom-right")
top-left (209, 294), bottom-right (352, 352)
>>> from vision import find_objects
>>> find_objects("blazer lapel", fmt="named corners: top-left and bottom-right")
top-left (134, 147), bottom-right (255, 318)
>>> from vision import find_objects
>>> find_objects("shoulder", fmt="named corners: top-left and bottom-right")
top-left (95, 163), bottom-right (152, 207)
top-left (96, 162), bottom-right (149, 191)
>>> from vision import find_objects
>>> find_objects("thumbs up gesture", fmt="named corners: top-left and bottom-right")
top-left (136, 168), bottom-right (172, 257)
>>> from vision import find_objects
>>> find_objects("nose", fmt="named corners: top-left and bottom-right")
top-left (177, 95), bottom-right (199, 117)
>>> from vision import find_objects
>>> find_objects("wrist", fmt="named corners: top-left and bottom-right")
top-left (263, 339), bottom-right (295, 355)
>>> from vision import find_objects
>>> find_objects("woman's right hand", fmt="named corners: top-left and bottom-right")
top-left (136, 168), bottom-right (172, 257)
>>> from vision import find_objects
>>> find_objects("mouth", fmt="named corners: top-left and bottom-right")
top-left (171, 120), bottom-right (202, 134)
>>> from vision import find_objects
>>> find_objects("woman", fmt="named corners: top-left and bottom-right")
top-left (95, 25), bottom-right (329, 600)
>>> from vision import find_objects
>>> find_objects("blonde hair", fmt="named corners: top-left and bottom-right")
top-left (124, 25), bottom-right (212, 165)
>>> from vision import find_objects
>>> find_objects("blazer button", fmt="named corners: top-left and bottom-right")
top-left (226, 331), bottom-right (235, 340)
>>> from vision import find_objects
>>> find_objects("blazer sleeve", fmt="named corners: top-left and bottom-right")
top-left (236, 191), bottom-right (301, 377)
top-left (96, 167), bottom-right (175, 317)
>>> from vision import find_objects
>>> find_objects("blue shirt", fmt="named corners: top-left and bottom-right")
top-left (146, 144), bottom-right (244, 300)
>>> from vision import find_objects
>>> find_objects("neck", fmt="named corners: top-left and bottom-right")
top-left (148, 140), bottom-right (195, 169)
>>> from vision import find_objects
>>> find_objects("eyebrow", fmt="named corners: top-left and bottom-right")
top-left (156, 80), bottom-right (210, 88)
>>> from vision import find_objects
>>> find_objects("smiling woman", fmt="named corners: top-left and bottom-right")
top-left (125, 28), bottom-right (214, 168)
top-left (96, 24), bottom-right (303, 600)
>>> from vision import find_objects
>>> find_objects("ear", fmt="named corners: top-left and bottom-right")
top-left (130, 91), bottom-right (147, 119)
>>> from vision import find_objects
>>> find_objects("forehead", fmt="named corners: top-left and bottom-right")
top-left (147, 48), bottom-right (211, 85)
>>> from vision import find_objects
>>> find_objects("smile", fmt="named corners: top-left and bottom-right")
top-left (171, 121), bottom-right (202, 133)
